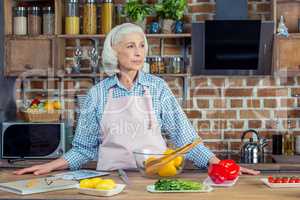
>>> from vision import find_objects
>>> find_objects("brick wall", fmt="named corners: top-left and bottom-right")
top-left (15, 0), bottom-right (300, 161)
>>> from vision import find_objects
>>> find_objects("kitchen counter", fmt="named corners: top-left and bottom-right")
top-left (0, 169), bottom-right (300, 200)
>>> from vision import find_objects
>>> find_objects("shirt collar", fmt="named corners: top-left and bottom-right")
top-left (106, 70), bottom-right (151, 90)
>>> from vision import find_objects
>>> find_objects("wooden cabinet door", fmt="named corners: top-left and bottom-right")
top-left (4, 38), bottom-right (53, 76)
top-left (273, 35), bottom-right (300, 76)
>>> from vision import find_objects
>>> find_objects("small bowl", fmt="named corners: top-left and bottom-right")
top-left (133, 149), bottom-right (186, 178)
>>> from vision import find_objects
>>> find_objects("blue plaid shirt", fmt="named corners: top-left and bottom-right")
top-left (63, 71), bottom-right (214, 170)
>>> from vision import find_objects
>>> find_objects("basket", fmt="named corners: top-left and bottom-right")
top-left (21, 110), bottom-right (61, 122)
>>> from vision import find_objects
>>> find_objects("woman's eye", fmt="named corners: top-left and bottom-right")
top-left (127, 45), bottom-right (134, 48)
top-left (140, 44), bottom-right (145, 48)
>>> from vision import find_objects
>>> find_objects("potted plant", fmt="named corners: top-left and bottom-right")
top-left (124, 0), bottom-right (153, 30)
top-left (154, 0), bottom-right (187, 33)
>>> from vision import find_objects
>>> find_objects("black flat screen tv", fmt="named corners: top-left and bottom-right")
top-left (192, 20), bottom-right (274, 75)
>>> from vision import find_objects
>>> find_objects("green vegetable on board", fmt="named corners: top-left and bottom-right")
top-left (154, 179), bottom-right (203, 191)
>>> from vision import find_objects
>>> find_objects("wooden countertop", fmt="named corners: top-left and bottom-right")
top-left (0, 169), bottom-right (300, 200)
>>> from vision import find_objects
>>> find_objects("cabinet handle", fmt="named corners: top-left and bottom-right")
top-left (24, 64), bottom-right (33, 69)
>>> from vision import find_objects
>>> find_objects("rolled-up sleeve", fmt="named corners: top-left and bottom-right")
top-left (63, 88), bottom-right (100, 170)
top-left (160, 81), bottom-right (214, 169)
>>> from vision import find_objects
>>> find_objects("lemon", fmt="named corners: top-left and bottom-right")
top-left (164, 148), bottom-right (183, 168)
top-left (158, 162), bottom-right (177, 177)
top-left (79, 179), bottom-right (94, 189)
top-left (145, 156), bottom-right (157, 166)
top-left (53, 101), bottom-right (61, 110)
top-left (95, 179), bottom-right (116, 190)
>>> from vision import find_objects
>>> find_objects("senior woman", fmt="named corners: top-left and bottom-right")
top-left (14, 23), bottom-right (259, 176)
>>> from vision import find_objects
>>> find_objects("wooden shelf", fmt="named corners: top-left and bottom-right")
top-left (276, 33), bottom-right (300, 39)
top-left (5, 35), bottom-right (56, 40)
top-left (57, 33), bottom-right (191, 39)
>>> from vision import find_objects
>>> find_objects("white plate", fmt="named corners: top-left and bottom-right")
top-left (203, 176), bottom-right (239, 187)
top-left (146, 184), bottom-right (213, 193)
top-left (78, 184), bottom-right (126, 197)
top-left (261, 178), bottom-right (300, 188)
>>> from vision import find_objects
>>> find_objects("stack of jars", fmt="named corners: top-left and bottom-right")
top-left (65, 0), bottom-right (115, 35)
top-left (149, 57), bottom-right (184, 74)
top-left (13, 6), bottom-right (55, 36)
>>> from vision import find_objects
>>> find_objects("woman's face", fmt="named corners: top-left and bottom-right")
top-left (113, 32), bottom-right (146, 72)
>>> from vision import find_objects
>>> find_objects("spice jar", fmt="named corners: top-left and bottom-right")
top-left (157, 57), bottom-right (165, 74)
top-left (83, 0), bottom-right (97, 34)
top-left (28, 6), bottom-right (42, 36)
top-left (150, 57), bottom-right (158, 74)
top-left (171, 57), bottom-right (182, 74)
top-left (43, 7), bottom-right (54, 35)
top-left (13, 6), bottom-right (27, 35)
top-left (101, 0), bottom-right (113, 34)
top-left (115, 4), bottom-right (125, 26)
top-left (65, 0), bottom-right (80, 35)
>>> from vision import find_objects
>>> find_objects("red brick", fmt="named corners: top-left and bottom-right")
top-left (279, 77), bottom-right (296, 86)
top-left (205, 142), bottom-right (228, 151)
top-left (198, 131), bottom-right (222, 140)
top-left (246, 78), bottom-right (261, 86)
top-left (264, 99), bottom-right (277, 108)
top-left (229, 121), bottom-right (244, 129)
top-left (230, 99), bottom-right (243, 108)
top-left (257, 88), bottom-right (288, 97)
top-left (213, 99), bottom-right (227, 108)
top-left (196, 0), bottom-right (210, 2)
top-left (280, 98), bottom-right (295, 108)
top-left (259, 131), bottom-right (275, 139)
top-left (198, 120), bottom-right (210, 129)
top-left (191, 77), bottom-right (208, 87)
top-left (225, 89), bottom-right (253, 97)
top-left (189, 3), bottom-right (215, 13)
top-left (30, 80), bottom-right (44, 89)
top-left (261, 77), bottom-right (277, 86)
top-left (227, 78), bottom-right (244, 87)
top-left (214, 120), bottom-right (227, 129)
top-left (206, 110), bottom-right (236, 119)
top-left (196, 99), bottom-right (209, 108)
top-left (224, 131), bottom-right (242, 139)
top-left (230, 142), bottom-right (242, 151)
top-left (291, 88), bottom-right (300, 96)
top-left (274, 110), bottom-right (300, 118)
top-left (211, 78), bottom-right (225, 87)
top-left (182, 100), bottom-right (194, 109)
top-left (240, 110), bottom-right (270, 119)
top-left (282, 120), bottom-right (297, 129)
top-left (256, 3), bottom-right (271, 12)
top-left (184, 110), bottom-right (202, 118)
top-left (65, 101), bottom-right (75, 110)
top-left (196, 14), bottom-right (214, 21)
top-left (190, 88), bottom-right (221, 97)
top-left (247, 99), bottom-right (261, 108)
top-left (265, 120), bottom-right (278, 129)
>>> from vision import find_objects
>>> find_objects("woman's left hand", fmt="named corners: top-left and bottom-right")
top-left (240, 166), bottom-right (260, 175)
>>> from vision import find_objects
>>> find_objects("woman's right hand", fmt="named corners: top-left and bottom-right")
top-left (13, 158), bottom-right (69, 175)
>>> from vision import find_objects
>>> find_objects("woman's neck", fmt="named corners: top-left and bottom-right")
top-left (117, 70), bottom-right (139, 90)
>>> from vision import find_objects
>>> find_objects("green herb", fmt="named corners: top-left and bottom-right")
top-left (154, 0), bottom-right (187, 21)
top-left (124, 0), bottom-right (153, 22)
top-left (154, 179), bottom-right (203, 191)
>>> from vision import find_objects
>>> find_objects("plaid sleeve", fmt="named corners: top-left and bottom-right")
top-left (63, 88), bottom-right (100, 170)
top-left (160, 81), bottom-right (214, 169)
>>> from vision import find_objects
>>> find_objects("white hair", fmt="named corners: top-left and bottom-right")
top-left (102, 23), bottom-right (148, 76)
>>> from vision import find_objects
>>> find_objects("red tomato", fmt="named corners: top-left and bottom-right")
top-left (268, 176), bottom-right (274, 183)
top-left (282, 177), bottom-right (289, 183)
top-left (274, 178), bottom-right (282, 183)
top-left (289, 178), bottom-right (296, 183)
top-left (295, 178), bottom-right (300, 183)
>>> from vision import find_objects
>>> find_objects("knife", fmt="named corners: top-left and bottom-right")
top-left (117, 169), bottom-right (129, 185)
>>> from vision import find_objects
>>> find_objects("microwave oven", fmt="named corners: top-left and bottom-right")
top-left (1, 122), bottom-right (72, 159)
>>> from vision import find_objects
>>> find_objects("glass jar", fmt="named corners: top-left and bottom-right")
top-left (65, 0), bottom-right (80, 35)
top-left (172, 57), bottom-right (182, 74)
top-left (28, 6), bottom-right (42, 36)
top-left (43, 6), bottom-right (55, 35)
top-left (150, 57), bottom-right (159, 74)
top-left (114, 4), bottom-right (125, 26)
top-left (13, 6), bottom-right (27, 35)
top-left (157, 57), bottom-right (165, 74)
top-left (101, 0), bottom-right (113, 34)
top-left (83, 0), bottom-right (97, 34)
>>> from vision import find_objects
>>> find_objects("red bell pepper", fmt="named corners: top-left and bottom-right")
top-left (208, 159), bottom-right (240, 184)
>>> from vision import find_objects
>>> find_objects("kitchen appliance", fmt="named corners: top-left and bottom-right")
top-left (1, 122), bottom-right (71, 159)
top-left (240, 129), bottom-right (268, 164)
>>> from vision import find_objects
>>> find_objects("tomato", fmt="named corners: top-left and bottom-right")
top-left (282, 177), bottom-right (289, 183)
top-left (274, 178), bottom-right (282, 183)
top-left (295, 178), bottom-right (300, 183)
top-left (289, 178), bottom-right (296, 183)
top-left (268, 176), bottom-right (274, 183)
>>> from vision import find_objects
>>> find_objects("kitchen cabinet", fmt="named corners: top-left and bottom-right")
top-left (272, 0), bottom-right (300, 76)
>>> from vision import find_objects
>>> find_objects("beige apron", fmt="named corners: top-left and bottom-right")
top-left (97, 86), bottom-right (167, 170)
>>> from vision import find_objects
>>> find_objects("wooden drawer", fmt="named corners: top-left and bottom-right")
top-left (4, 38), bottom-right (54, 76)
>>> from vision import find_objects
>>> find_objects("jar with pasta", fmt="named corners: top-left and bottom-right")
top-left (13, 6), bottom-right (27, 35)
top-left (83, 0), bottom-right (97, 34)
top-left (28, 6), bottom-right (42, 36)
top-left (101, 0), bottom-right (113, 34)
top-left (65, 0), bottom-right (80, 35)
top-left (43, 6), bottom-right (54, 35)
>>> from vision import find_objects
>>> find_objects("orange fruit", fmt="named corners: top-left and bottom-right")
top-left (158, 162), bottom-right (177, 177)
top-left (44, 102), bottom-right (54, 111)
top-left (163, 148), bottom-right (183, 167)
top-left (53, 101), bottom-right (61, 110)
top-left (145, 156), bottom-right (157, 166)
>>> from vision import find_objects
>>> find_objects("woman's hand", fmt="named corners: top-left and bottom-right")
top-left (13, 158), bottom-right (69, 175)
top-left (240, 166), bottom-right (260, 175)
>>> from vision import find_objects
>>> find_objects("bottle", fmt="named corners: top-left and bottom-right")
top-left (65, 0), bottom-right (80, 35)
top-left (157, 57), bottom-right (165, 74)
top-left (283, 119), bottom-right (295, 156)
top-left (13, 6), bottom-right (27, 35)
top-left (43, 6), bottom-right (55, 35)
top-left (83, 0), bottom-right (97, 34)
top-left (28, 6), bottom-right (42, 36)
top-left (101, 0), bottom-right (113, 34)
top-left (272, 120), bottom-right (282, 155)
top-left (172, 57), bottom-right (182, 74)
